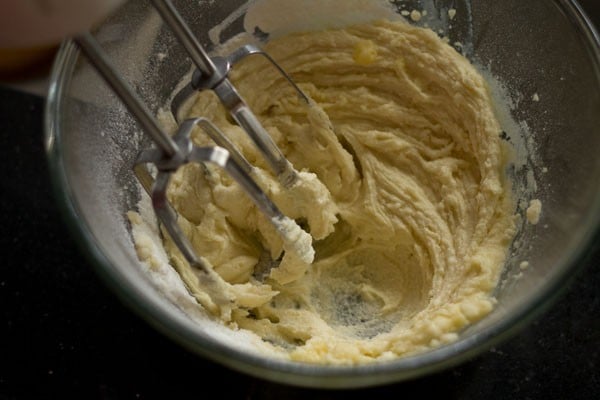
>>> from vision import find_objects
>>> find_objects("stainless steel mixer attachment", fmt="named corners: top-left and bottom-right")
top-left (73, 0), bottom-right (314, 276)
top-left (170, 43), bottom-right (310, 127)
top-left (152, 0), bottom-right (306, 189)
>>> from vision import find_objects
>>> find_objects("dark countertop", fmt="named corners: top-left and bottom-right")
top-left (1, 2), bottom-right (600, 399)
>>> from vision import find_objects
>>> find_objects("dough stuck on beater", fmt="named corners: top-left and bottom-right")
top-left (273, 216), bottom-right (315, 265)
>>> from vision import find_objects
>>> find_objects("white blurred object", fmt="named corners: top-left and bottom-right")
top-left (0, 0), bottom-right (126, 48)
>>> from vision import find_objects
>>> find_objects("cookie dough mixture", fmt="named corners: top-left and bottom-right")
top-left (129, 18), bottom-right (516, 364)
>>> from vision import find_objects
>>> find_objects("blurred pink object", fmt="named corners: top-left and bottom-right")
top-left (0, 0), bottom-right (125, 48)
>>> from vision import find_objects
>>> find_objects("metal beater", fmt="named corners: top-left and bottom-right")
top-left (73, 0), bottom-right (315, 277)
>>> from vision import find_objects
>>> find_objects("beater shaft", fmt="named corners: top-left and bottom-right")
top-left (149, 0), bottom-right (217, 78)
top-left (75, 33), bottom-right (181, 159)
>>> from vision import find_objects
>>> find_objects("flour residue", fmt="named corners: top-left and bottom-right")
top-left (128, 0), bottom-right (541, 366)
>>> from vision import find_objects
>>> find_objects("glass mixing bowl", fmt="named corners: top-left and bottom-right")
top-left (45, 0), bottom-right (600, 388)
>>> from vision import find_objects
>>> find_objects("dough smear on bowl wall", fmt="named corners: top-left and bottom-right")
top-left (128, 1), bottom-right (522, 364)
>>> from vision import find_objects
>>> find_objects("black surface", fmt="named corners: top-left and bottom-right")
top-left (1, 2), bottom-right (600, 399)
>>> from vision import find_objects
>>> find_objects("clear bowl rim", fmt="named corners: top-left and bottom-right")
top-left (44, 0), bottom-right (600, 389)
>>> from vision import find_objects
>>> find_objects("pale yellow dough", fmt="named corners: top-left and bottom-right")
top-left (129, 19), bottom-right (516, 364)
